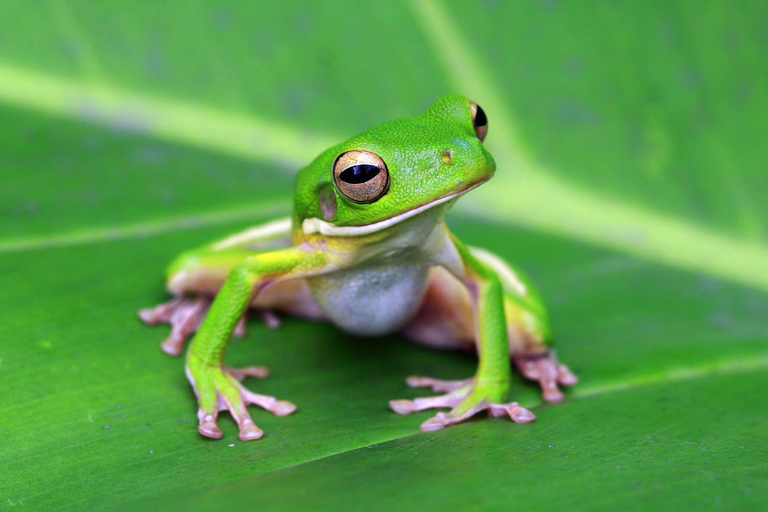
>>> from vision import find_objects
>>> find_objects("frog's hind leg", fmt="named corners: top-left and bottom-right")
top-left (402, 254), bottom-right (577, 403)
top-left (140, 296), bottom-right (217, 356)
top-left (401, 266), bottom-right (476, 352)
top-left (469, 247), bottom-right (578, 402)
top-left (141, 260), bottom-right (323, 356)
top-left (139, 218), bottom-right (324, 355)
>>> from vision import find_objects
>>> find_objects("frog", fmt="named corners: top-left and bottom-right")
top-left (139, 94), bottom-right (577, 441)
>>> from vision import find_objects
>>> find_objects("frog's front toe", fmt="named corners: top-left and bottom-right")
top-left (514, 350), bottom-right (578, 403)
top-left (187, 363), bottom-right (297, 441)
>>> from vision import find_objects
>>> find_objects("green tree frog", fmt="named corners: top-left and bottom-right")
top-left (139, 95), bottom-right (577, 441)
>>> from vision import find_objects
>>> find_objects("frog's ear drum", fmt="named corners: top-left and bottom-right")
top-left (317, 183), bottom-right (337, 220)
top-left (469, 101), bottom-right (488, 143)
top-left (333, 150), bottom-right (390, 204)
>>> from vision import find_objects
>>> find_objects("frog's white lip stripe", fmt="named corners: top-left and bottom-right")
top-left (302, 182), bottom-right (484, 237)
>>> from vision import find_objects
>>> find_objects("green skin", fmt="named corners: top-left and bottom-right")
top-left (140, 95), bottom-right (577, 441)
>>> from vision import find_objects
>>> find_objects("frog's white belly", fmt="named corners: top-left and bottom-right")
top-left (307, 262), bottom-right (430, 336)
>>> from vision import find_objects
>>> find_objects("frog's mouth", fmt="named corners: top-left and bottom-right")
top-left (302, 178), bottom-right (488, 237)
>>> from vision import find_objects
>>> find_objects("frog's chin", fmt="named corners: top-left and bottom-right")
top-left (301, 179), bottom-right (487, 238)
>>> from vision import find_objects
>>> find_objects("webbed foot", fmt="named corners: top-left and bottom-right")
top-left (187, 362), bottom-right (296, 441)
top-left (514, 350), bottom-right (578, 403)
top-left (138, 297), bottom-right (254, 356)
top-left (390, 376), bottom-right (535, 432)
top-left (139, 297), bottom-right (213, 356)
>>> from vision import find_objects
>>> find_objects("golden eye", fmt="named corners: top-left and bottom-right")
top-left (469, 101), bottom-right (488, 142)
top-left (333, 150), bottom-right (389, 203)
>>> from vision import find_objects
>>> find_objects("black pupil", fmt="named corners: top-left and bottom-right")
top-left (339, 164), bottom-right (380, 184)
top-left (474, 105), bottom-right (487, 127)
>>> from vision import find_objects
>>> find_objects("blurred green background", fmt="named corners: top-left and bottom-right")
top-left (1, 1), bottom-right (767, 510)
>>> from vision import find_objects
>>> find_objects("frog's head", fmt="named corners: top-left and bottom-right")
top-left (295, 94), bottom-right (495, 236)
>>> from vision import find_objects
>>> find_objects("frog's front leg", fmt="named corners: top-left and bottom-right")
top-left (186, 246), bottom-right (331, 441)
top-left (390, 235), bottom-right (536, 431)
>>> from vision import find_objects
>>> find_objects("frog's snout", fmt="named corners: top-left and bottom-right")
top-left (468, 146), bottom-right (496, 186)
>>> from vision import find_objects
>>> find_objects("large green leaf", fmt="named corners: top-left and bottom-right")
top-left (1, 1), bottom-right (766, 510)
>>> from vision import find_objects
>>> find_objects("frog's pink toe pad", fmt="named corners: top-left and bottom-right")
top-left (389, 400), bottom-right (416, 414)
top-left (198, 415), bottom-right (223, 439)
top-left (488, 402), bottom-right (536, 423)
top-left (420, 414), bottom-right (450, 432)
top-left (271, 401), bottom-right (297, 416)
top-left (238, 423), bottom-right (264, 441)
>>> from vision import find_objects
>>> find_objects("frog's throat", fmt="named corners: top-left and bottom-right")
top-left (301, 182), bottom-right (482, 238)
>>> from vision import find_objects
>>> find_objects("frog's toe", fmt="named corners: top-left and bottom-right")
top-left (389, 386), bottom-right (471, 415)
top-left (405, 375), bottom-right (473, 393)
top-left (238, 385), bottom-right (297, 417)
top-left (238, 422), bottom-right (264, 441)
top-left (197, 410), bottom-right (223, 439)
top-left (487, 402), bottom-right (536, 423)
top-left (556, 363), bottom-right (579, 386)
top-left (225, 365), bottom-right (270, 381)
top-left (217, 394), bottom-right (264, 441)
top-left (418, 400), bottom-right (488, 432)
top-left (514, 350), bottom-right (578, 404)
top-left (189, 365), bottom-right (296, 441)
top-left (196, 399), bottom-right (265, 441)
top-left (233, 315), bottom-right (248, 337)
top-left (254, 309), bottom-right (281, 329)
top-left (197, 393), bottom-right (281, 441)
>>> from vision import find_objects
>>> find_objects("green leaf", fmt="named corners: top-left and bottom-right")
top-left (1, 1), bottom-right (766, 510)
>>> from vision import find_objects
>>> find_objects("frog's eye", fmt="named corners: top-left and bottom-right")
top-left (469, 101), bottom-right (488, 142)
top-left (333, 150), bottom-right (390, 204)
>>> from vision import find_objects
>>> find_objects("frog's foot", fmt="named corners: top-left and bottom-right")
top-left (187, 364), bottom-right (296, 441)
top-left (390, 377), bottom-right (536, 432)
top-left (513, 350), bottom-right (578, 403)
top-left (138, 297), bottom-right (248, 356)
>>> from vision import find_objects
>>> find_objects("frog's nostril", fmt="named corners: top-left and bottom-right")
top-left (441, 149), bottom-right (452, 164)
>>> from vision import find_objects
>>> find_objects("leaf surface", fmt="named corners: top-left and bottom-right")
top-left (0, 1), bottom-right (766, 510)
